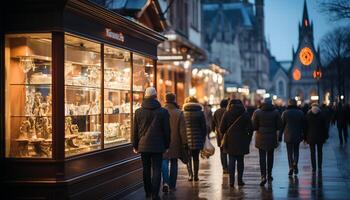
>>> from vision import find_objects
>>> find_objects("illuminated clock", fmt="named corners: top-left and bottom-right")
top-left (299, 47), bottom-right (314, 66)
top-left (293, 68), bottom-right (301, 81)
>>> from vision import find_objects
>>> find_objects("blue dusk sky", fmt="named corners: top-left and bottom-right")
top-left (264, 0), bottom-right (345, 61)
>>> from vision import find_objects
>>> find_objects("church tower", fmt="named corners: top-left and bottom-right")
top-left (289, 0), bottom-right (322, 102)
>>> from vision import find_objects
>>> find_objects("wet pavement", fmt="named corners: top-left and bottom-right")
top-left (122, 126), bottom-right (350, 200)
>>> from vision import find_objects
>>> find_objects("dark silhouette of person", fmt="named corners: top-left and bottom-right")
top-left (280, 99), bottom-right (305, 176)
top-left (333, 102), bottom-right (348, 145)
top-left (304, 103), bottom-right (328, 173)
top-left (212, 98), bottom-right (229, 174)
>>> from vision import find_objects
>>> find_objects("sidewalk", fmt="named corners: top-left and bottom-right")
top-left (122, 126), bottom-right (350, 200)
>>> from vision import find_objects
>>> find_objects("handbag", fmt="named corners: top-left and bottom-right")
top-left (220, 114), bottom-right (243, 149)
top-left (201, 135), bottom-right (215, 159)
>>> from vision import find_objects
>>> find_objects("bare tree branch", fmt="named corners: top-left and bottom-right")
top-left (319, 0), bottom-right (350, 21)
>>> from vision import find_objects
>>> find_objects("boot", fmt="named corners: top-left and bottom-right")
top-left (260, 176), bottom-right (267, 186)
top-left (187, 163), bottom-right (193, 181)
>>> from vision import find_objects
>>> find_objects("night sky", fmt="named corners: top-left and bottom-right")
top-left (264, 0), bottom-right (346, 61)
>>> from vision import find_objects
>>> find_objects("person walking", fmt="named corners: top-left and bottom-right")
top-left (220, 99), bottom-right (252, 187)
top-left (183, 96), bottom-right (207, 181)
top-left (161, 93), bottom-right (187, 193)
top-left (252, 98), bottom-right (282, 186)
top-left (279, 99), bottom-right (305, 176)
top-left (305, 103), bottom-right (328, 173)
top-left (212, 98), bottom-right (229, 174)
top-left (132, 87), bottom-right (171, 200)
top-left (333, 102), bottom-right (348, 145)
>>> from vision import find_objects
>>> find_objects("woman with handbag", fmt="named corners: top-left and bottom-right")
top-left (183, 96), bottom-right (207, 182)
top-left (220, 99), bottom-right (252, 187)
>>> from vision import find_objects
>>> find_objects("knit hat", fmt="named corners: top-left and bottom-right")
top-left (165, 93), bottom-right (176, 103)
top-left (144, 87), bottom-right (157, 98)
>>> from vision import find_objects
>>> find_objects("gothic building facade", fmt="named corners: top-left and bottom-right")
top-left (289, 0), bottom-right (322, 102)
top-left (202, 0), bottom-right (270, 91)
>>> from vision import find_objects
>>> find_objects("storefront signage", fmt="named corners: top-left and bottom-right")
top-left (105, 28), bottom-right (124, 42)
top-left (158, 55), bottom-right (184, 61)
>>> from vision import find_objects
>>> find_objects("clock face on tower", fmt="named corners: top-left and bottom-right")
top-left (299, 47), bottom-right (314, 66)
top-left (293, 68), bottom-right (301, 81)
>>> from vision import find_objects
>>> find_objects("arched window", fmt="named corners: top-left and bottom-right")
top-left (278, 80), bottom-right (285, 96)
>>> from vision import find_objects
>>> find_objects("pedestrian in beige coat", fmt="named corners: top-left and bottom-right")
top-left (161, 93), bottom-right (187, 192)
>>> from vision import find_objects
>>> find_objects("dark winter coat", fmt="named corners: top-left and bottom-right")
top-left (252, 103), bottom-right (282, 151)
top-left (333, 104), bottom-right (349, 126)
top-left (220, 104), bottom-right (253, 155)
top-left (183, 103), bottom-right (207, 150)
top-left (163, 103), bottom-right (187, 159)
top-left (305, 106), bottom-right (328, 144)
top-left (132, 98), bottom-right (171, 153)
top-left (212, 107), bottom-right (226, 146)
top-left (280, 105), bottom-right (305, 143)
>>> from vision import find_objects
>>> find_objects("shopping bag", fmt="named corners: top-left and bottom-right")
top-left (179, 145), bottom-right (189, 164)
top-left (201, 136), bottom-right (215, 159)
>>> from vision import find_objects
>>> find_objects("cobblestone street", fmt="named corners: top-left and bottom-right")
top-left (123, 126), bottom-right (350, 200)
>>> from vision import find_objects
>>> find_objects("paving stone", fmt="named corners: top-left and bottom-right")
top-left (122, 126), bottom-right (350, 200)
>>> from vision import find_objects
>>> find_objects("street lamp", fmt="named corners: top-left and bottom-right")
top-left (313, 66), bottom-right (322, 104)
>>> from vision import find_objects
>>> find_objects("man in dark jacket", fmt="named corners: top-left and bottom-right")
top-left (252, 98), bottom-right (282, 186)
top-left (220, 99), bottom-right (252, 187)
top-left (132, 87), bottom-right (171, 200)
top-left (212, 98), bottom-right (229, 174)
top-left (280, 99), bottom-right (305, 176)
top-left (333, 102), bottom-right (348, 145)
top-left (183, 96), bottom-right (207, 181)
top-left (305, 103), bottom-right (328, 173)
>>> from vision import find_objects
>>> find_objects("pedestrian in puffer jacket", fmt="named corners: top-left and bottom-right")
top-left (305, 103), bottom-right (328, 173)
top-left (280, 99), bottom-right (305, 176)
top-left (220, 99), bottom-right (253, 187)
top-left (183, 96), bottom-right (207, 182)
top-left (132, 87), bottom-right (170, 199)
top-left (212, 98), bottom-right (229, 173)
top-left (252, 98), bottom-right (282, 186)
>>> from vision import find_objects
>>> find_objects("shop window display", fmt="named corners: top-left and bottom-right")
top-left (64, 35), bottom-right (101, 157)
top-left (104, 46), bottom-right (131, 148)
top-left (5, 33), bottom-right (53, 158)
top-left (132, 54), bottom-right (154, 113)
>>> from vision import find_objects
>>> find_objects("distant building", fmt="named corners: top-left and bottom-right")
top-left (288, 0), bottom-right (322, 103)
top-left (202, 0), bottom-right (270, 93)
top-left (269, 56), bottom-right (289, 102)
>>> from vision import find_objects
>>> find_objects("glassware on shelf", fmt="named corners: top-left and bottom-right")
top-left (5, 33), bottom-right (53, 158)
top-left (64, 34), bottom-right (102, 157)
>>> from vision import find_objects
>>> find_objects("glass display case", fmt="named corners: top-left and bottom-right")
top-left (132, 54), bottom-right (154, 113)
top-left (64, 35), bottom-right (102, 157)
top-left (4, 34), bottom-right (157, 158)
top-left (104, 46), bottom-right (131, 148)
top-left (5, 33), bottom-right (53, 158)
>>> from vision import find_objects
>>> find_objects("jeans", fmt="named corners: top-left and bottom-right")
top-left (310, 143), bottom-right (323, 170)
top-left (187, 149), bottom-right (200, 178)
top-left (220, 147), bottom-right (228, 170)
top-left (337, 124), bottom-right (348, 144)
top-left (286, 143), bottom-right (300, 170)
top-left (161, 158), bottom-right (178, 189)
top-left (258, 149), bottom-right (274, 178)
top-left (141, 153), bottom-right (163, 197)
top-left (228, 155), bottom-right (244, 184)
